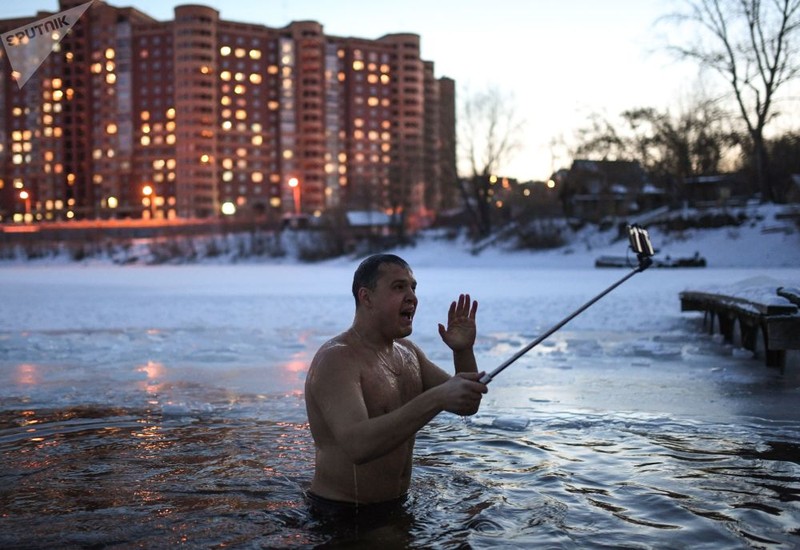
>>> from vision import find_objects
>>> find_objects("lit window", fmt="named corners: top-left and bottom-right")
top-left (166, 108), bottom-right (176, 119)
top-left (106, 123), bottom-right (117, 134)
top-left (106, 74), bottom-right (116, 84)
top-left (220, 70), bottom-right (231, 81)
top-left (141, 111), bottom-right (150, 121)
top-left (249, 73), bottom-right (262, 84)
top-left (252, 172), bottom-right (263, 183)
top-left (249, 49), bottom-right (261, 60)
top-left (352, 60), bottom-right (364, 71)
top-left (251, 135), bottom-right (262, 145)
top-left (105, 48), bottom-right (115, 59)
top-left (220, 46), bottom-right (231, 56)
top-left (235, 48), bottom-right (246, 58)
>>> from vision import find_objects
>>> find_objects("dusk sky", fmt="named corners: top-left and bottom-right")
top-left (3, 0), bottom-right (705, 181)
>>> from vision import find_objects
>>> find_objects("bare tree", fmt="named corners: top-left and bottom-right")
top-left (458, 86), bottom-right (524, 237)
top-left (571, 98), bottom-right (737, 198)
top-left (664, 0), bottom-right (800, 201)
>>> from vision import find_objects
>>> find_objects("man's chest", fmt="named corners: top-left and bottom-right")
top-left (360, 346), bottom-right (423, 416)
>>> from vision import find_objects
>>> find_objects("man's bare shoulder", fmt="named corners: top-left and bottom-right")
top-left (395, 337), bottom-right (423, 358)
top-left (308, 332), bottom-right (359, 378)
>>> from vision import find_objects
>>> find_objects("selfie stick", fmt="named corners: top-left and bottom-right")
top-left (479, 225), bottom-right (654, 385)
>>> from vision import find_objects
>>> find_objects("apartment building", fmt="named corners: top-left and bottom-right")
top-left (0, 0), bottom-right (456, 228)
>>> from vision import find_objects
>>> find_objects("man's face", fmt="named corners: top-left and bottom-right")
top-left (369, 263), bottom-right (418, 338)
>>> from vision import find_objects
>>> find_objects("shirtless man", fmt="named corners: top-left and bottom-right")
top-left (304, 254), bottom-right (488, 505)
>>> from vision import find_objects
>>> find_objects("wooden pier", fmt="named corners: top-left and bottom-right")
top-left (680, 284), bottom-right (800, 368)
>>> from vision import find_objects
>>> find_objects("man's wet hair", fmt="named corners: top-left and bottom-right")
top-left (352, 254), bottom-right (410, 307)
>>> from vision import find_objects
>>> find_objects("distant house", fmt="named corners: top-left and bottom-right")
top-left (682, 174), bottom-right (750, 206)
top-left (560, 160), bottom-right (665, 222)
top-left (343, 210), bottom-right (399, 252)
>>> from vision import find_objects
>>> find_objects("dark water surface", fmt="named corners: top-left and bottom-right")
top-left (2, 403), bottom-right (799, 548)
top-left (2, 368), bottom-right (799, 548)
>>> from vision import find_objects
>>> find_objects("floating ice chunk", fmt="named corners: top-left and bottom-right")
top-left (491, 415), bottom-right (530, 431)
top-left (631, 340), bottom-right (682, 359)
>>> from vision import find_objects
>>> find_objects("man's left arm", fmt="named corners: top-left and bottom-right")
top-left (418, 293), bottom-right (480, 389)
top-left (438, 293), bottom-right (478, 374)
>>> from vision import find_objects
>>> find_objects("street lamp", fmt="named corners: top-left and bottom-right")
top-left (19, 190), bottom-right (31, 222)
top-left (288, 177), bottom-right (301, 215)
top-left (142, 184), bottom-right (154, 219)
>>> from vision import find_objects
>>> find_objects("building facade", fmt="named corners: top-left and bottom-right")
top-left (0, 0), bottom-right (456, 227)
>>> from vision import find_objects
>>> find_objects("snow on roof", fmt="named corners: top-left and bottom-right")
top-left (346, 210), bottom-right (393, 226)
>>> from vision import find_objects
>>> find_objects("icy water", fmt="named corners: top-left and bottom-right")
top-left (1, 264), bottom-right (799, 548)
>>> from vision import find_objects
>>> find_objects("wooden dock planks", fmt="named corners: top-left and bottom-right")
top-left (680, 284), bottom-right (800, 368)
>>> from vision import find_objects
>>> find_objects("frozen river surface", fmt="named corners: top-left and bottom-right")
top-left (1, 263), bottom-right (799, 548)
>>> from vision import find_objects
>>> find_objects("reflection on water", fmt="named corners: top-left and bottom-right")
top-left (1, 401), bottom-right (799, 548)
top-left (1, 302), bottom-right (799, 546)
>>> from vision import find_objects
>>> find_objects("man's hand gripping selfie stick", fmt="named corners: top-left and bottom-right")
top-left (479, 225), bottom-right (655, 385)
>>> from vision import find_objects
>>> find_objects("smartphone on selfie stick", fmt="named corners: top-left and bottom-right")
top-left (479, 224), bottom-right (655, 385)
